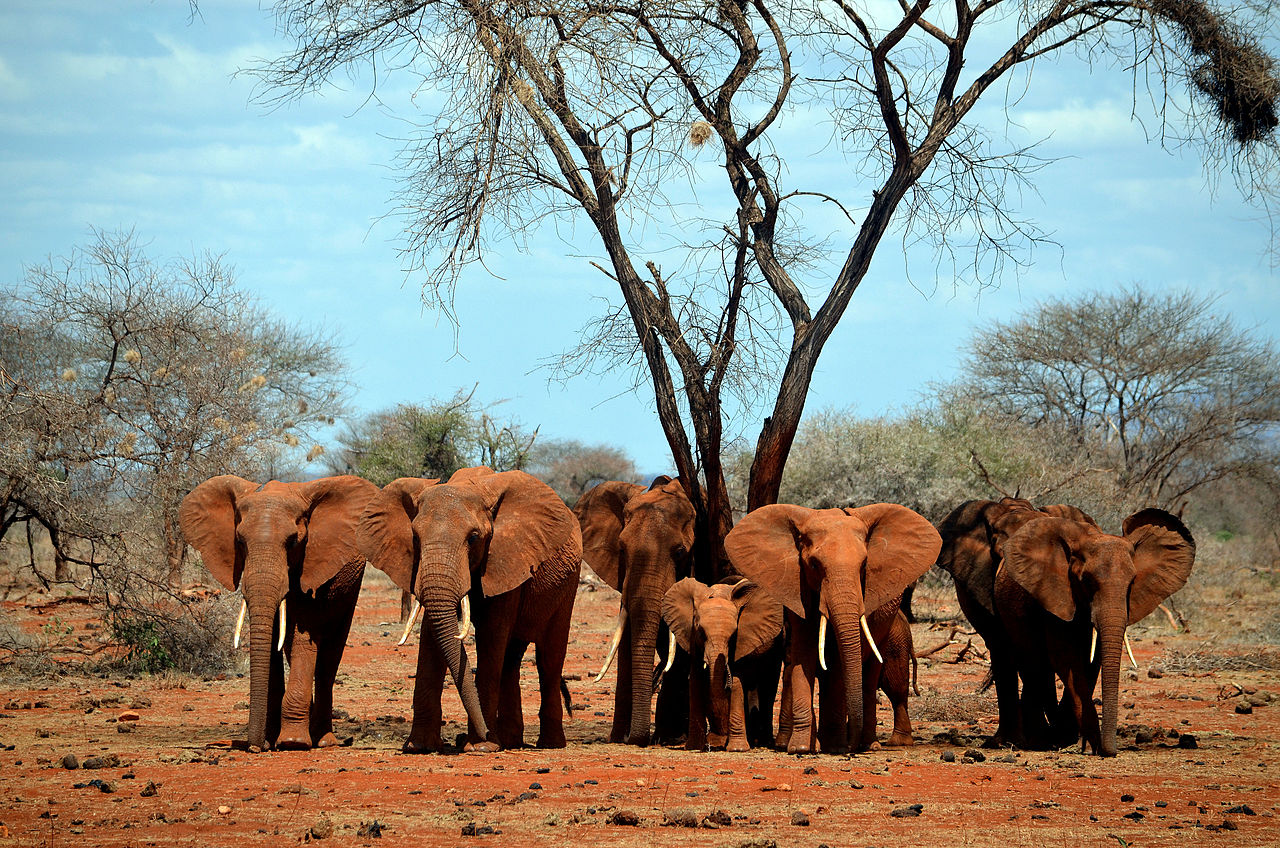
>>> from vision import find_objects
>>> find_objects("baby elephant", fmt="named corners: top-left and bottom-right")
top-left (662, 577), bottom-right (784, 751)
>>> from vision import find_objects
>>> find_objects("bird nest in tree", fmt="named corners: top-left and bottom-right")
top-left (1151, 0), bottom-right (1280, 144)
top-left (688, 120), bottom-right (714, 147)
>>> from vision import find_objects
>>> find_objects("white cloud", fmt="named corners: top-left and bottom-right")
top-left (1011, 99), bottom-right (1146, 149)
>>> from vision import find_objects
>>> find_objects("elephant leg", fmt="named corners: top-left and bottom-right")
top-left (775, 666), bottom-right (793, 750)
top-left (609, 629), bottom-right (633, 744)
top-left (879, 638), bottom-right (914, 746)
top-left (497, 640), bottom-right (527, 749)
top-left (986, 648), bottom-right (1024, 748)
top-left (654, 646), bottom-right (690, 745)
top-left (265, 643), bottom-right (285, 748)
top-left (857, 655), bottom-right (884, 751)
top-left (533, 641), bottom-right (568, 749)
top-left (748, 649), bottom-right (781, 749)
top-left (726, 675), bottom-right (749, 752)
top-left (277, 623), bottom-right (319, 750)
top-left (1018, 665), bottom-right (1057, 750)
top-left (785, 658), bottom-right (819, 754)
top-left (818, 661), bottom-right (848, 753)
top-left (404, 639), bottom-right (446, 753)
top-left (686, 667), bottom-right (708, 751)
top-left (310, 594), bottom-right (358, 748)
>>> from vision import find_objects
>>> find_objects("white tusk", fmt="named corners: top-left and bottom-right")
top-left (233, 600), bottom-right (247, 650)
top-left (818, 615), bottom-right (829, 672)
top-left (276, 598), bottom-right (287, 652)
top-left (1090, 627), bottom-right (1097, 664)
top-left (664, 630), bottom-right (677, 674)
top-left (861, 615), bottom-right (883, 664)
top-left (1125, 632), bottom-right (1138, 670)
top-left (399, 598), bottom-right (422, 646)
top-left (593, 609), bottom-right (626, 683)
top-left (456, 595), bottom-right (471, 640)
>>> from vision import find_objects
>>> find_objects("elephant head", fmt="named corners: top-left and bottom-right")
top-left (1001, 508), bottom-right (1195, 756)
top-left (359, 467), bottom-right (581, 746)
top-left (575, 475), bottom-right (695, 745)
top-left (178, 474), bottom-right (377, 751)
top-left (662, 576), bottom-right (782, 748)
top-left (725, 503), bottom-right (940, 750)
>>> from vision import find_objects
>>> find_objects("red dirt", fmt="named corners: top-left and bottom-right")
top-left (1, 572), bottom-right (1277, 847)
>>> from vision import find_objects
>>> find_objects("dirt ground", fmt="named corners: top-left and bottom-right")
top-left (1, 569), bottom-right (1277, 848)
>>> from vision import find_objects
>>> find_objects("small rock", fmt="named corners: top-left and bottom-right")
top-left (1236, 702), bottom-right (1253, 715)
top-left (607, 809), bottom-right (640, 826)
top-left (118, 711), bottom-right (140, 722)
top-left (1225, 804), bottom-right (1256, 816)
top-left (791, 811), bottom-right (810, 826)
top-left (356, 820), bottom-right (384, 838)
top-left (1135, 728), bottom-right (1154, 744)
top-left (140, 782), bottom-right (158, 797)
top-left (962, 749), bottom-right (986, 763)
top-left (1147, 668), bottom-right (1164, 679)
top-left (940, 751), bottom-right (956, 763)
top-left (1177, 734), bottom-right (1198, 749)
top-left (182, 704), bottom-right (194, 712)
top-left (61, 754), bottom-right (79, 770)
top-left (890, 804), bottom-right (923, 818)
top-left (1121, 794), bottom-right (1135, 802)
top-left (528, 782), bottom-right (542, 790)
top-left (217, 805), bottom-right (232, 815)
top-left (1220, 819), bottom-right (1238, 831)
top-left (116, 723), bottom-right (134, 734)
top-left (702, 809), bottom-right (732, 828)
top-left (1122, 811), bottom-right (1144, 821)
top-left (803, 766), bottom-right (817, 775)
top-left (309, 816), bottom-right (333, 839)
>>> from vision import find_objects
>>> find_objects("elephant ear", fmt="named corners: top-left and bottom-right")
top-left (847, 503), bottom-right (942, 616)
top-left (573, 480), bottom-right (644, 590)
top-left (359, 477), bottom-right (438, 592)
top-left (661, 577), bottom-right (707, 653)
top-left (648, 474), bottom-right (674, 489)
top-left (475, 470), bottom-right (582, 597)
top-left (724, 503), bottom-right (811, 617)
top-left (295, 476), bottom-right (379, 594)
top-left (1041, 503), bottom-right (1099, 528)
top-left (731, 579), bottom-right (784, 661)
top-left (1123, 508), bottom-right (1196, 625)
top-left (179, 475), bottom-right (258, 591)
top-left (1001, 516), bottom-right (1085, 621)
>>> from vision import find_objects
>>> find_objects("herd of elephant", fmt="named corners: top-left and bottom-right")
top-left (178, 468), bottom-right (1195, 760)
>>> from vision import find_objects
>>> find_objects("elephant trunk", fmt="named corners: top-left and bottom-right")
top-left (242, 563), bottom-right (287, 752)
top-left (627, 606), bottom-right (663, 746)
top-left (1096, 616), bottom-right (1126, 757)
top-left (830, 604), bottom-right (866, 751)
top-left (707, 651), bottom-right (732, 741)
top-left (423, 589), bottom-right (489, 742)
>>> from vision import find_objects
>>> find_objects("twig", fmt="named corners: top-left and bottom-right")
top-left (915, 626), bottom-right (960, 658)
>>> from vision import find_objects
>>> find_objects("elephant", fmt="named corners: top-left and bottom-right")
top-left (660, 576), bottom-right (784, 751)
top-left (725, 503), bottom-right (941, 754)
top-left (995, 508), bottom-right (1195, 756)
top-left (178, 474), bottom-right (378, 752)
top-left (575, 476), bottom-right (694, 746)
top-left (358, 467), bottom-right (581, 752)
top-left (936, 497), bottom-right (1097, 748)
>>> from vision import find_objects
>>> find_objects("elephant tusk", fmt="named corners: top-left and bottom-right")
top-left (398, 598), bottom-right (422, 646)
top-left (1125, 632), bottom-right (1139, 670)
top-left (664, 630), bottom-right (677, 674)
top-left (593, 609), bottom-right (626, 683)
top-left (818, 615), bottom-right (829, 672)
top-left (232, 599), bottom-right (247, 650)
top-left (456, 595), bottom-right (471, 640)
top-left (276, 599), bottom-right (287, 652)
top-left (1090, 627), bottom-right (1097, 664)
top-left (861, 615), bottom-right (883, 664)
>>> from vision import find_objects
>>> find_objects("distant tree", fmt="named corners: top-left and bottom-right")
top-left (1, 229), bottom-right (348, 584)
top-left (953, 286), bottom-right (1280, 513)
top-left (328, 390), bottom-right (539, 485)
top-left (526, 438), bottom-right (641, 506)
top-left (249, 0), bottom-right (1280, 580)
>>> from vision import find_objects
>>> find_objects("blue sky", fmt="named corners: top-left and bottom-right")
top-left (2, 2), bottom-right (1277, 474)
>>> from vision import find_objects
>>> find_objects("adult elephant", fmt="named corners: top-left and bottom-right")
top-left (179, 474), bottom-right (378, 752)
top-left (575, 476), bottom-right (694, 746)
top-left (725, 503), bottom-right (940, 754)
top-left (996, 509), bottom-right (1195, 756)
top-left (661, 576), bottom-right (783, 751)
top-left (359, 468), bottom-right (581, 752)
top-left (936, 497), bottom-right (1096, 748)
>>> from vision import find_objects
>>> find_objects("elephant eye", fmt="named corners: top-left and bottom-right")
top-left (467, 529), bottom-right (481, 543)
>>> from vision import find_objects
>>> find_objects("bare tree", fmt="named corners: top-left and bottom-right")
top-left (1, 229), bottom-right (349, 584)
top-left (953, 286), bottom-right (1280, 513)
top-left (248, 0), bottom-right (1279, 577)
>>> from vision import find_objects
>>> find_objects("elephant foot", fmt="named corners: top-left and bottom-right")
top-left (625, 732), bottom-right (651, 747)
top-left (314, 732), bottom-right (341, 748)
top-left (726, 737), bottom-right (750, 753)
top-left (536, 730), bottom-right (566, 749)
top-left (706, 733), bottom-right (727, 750)
top-left (463, 740), bottom-right (501, 753)
top-left (402, 729), bottom-right (443, 754)
top-left (885, 731), bottom-right (914, 747)
top-left (275, 737), bottom-right (312, 751)
top-left (786, 739), bottom-right (812, 755)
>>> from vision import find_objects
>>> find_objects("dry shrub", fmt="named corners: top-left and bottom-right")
top-left (910, 685), bottom-right (991, 724)
top-left (1157, 643), bottom-right (1280, 673)
top-left (1151, 0), bottom-right (1280, 143)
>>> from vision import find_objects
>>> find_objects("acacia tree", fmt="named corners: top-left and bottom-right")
top-left (953, 286), bottom-right (1280, 512)
top-left (2, 230), bottom-right (348, 584)
top-left (250, 0), bottom-right (1279, 576)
